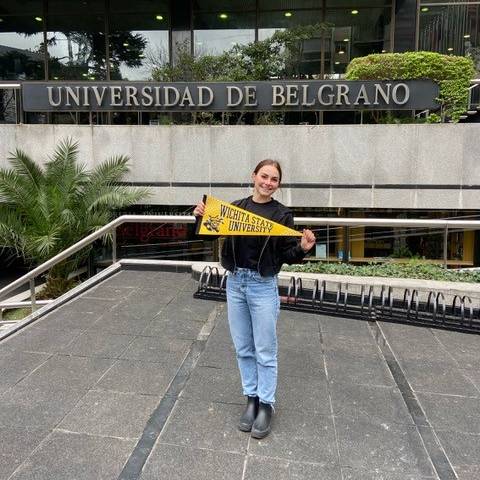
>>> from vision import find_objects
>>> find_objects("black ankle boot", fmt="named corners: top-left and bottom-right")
top-left (238, 396), bottom-right (259, 432)
top-left (251, 402), bottom-right (273, 439)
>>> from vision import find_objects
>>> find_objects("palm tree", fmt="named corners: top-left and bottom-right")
top-left (0, 138), bottom-right (150, 296)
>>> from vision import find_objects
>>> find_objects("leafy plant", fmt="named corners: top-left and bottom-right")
top-left (0, 138), bottom-right (150, 296)
top-left (346, 51), bottom-right (475, 122)
top-left (283, 259), bottom-right (480, 283)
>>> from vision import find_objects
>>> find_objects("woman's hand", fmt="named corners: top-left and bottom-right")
top-left (300, 229), bottom-right (316, 253)
top-left (193, 200), bottom-right (205, 217)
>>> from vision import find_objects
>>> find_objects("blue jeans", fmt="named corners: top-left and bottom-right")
top-left (226, 268), bottom-right (280, 405)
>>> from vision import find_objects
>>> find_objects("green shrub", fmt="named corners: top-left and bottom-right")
top-left (283, 259), bottom-right (480, 283)
top-left (345, 51), bottom-right (475, 122)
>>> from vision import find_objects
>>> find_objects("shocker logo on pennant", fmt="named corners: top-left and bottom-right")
top-left (197, 195), bottom-right (302, 237)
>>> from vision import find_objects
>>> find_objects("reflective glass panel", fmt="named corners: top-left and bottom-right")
top-left (47, 14), bottom-right (106, 80)
top-left (194, 12), bottom-right (255, 55)
top-left (259, 0), bottom-right (321, 9)
top-left (47, 0), bottom-right (105, 14)
top-left (0, 1), bottom-right (43, 15)
top-left (110, 0), bottom-right (169, 13)
top-left (324, 8), bottom-right (391, 75)
top-left (258, 10), bottom-right (323, 78)
top-left (109, 13), bottom-right (169, 80)
top-left (194, 0), bottom-right (256, 12)
top-left (419, 4), bottom-right (480, 62)
top-left (0, 15), bottom-right (45, 80)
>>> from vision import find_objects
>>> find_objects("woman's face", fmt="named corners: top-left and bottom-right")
top-left (252, 165), bottom-right (281, 199)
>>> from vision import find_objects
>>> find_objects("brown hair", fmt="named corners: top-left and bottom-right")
top-left (253, 159), bottom-right (282, 183)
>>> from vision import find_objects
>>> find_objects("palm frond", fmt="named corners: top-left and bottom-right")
top-left (0, 168), bottom-right (36, 208)
top-left (85, 186), bottom-right (150, 212)
top-left (89, 155), bottom-right (131, 186)
top-left (7, 148), bottom-right (45, 190)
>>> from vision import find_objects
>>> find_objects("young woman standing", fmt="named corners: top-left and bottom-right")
top-left (194, 159), bottom-right (315, 438)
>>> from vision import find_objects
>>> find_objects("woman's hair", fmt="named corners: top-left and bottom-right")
top-left (253, 159), bottom-right (282, 183)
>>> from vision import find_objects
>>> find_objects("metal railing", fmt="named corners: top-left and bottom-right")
top-left (2, 215), bottom-right (480, 315)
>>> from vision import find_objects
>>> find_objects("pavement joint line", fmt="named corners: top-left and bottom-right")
top-left (318, 317), bottom-right (345, 480)
top-left (117, 304), bottom-right (221, 480)
top-left (369, 321), bottom-right (458, 480)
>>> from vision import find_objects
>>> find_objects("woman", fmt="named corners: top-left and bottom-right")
top-left (194, 159), bottom-right (315, 439)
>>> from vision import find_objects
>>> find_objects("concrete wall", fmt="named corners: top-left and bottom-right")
top-left (0, 123), bottom-right (479, 209)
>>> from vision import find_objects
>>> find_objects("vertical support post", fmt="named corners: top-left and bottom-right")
top-left (30, 278), bottom-right (37, 312)
top-left (327, 225), bottom-right (330, 263)
top-left (112, 227), bottom-right (117, 264)
top-left (443, 226), bottom-right (448, 269)
top-left (342, 226), bottom-right (350, 263)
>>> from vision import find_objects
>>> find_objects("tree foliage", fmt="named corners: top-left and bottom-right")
top-left (0, 138), bottom-right (150, 293)
top-left (345, 51), bottom-right (475, 122)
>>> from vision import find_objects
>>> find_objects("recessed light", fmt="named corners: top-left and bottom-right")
top-left (123, 42), bottom-right (129, 47)
top-left (0, 18), bottom-right (3, 22)
top-left (343, 38), bottom-right (349, 42)
top-left (335, 61), bottom-right (340, 65)
top-left (338, 50), bottom-right (345, 54)
top-left (82, 73), bottom-right (88, 77)
top-left (351, 10), bottom-right (359, 15)
top-left (447, 47), bottom-right (453, 51)
top-left (34, 16), bottom-right (42, 22)
top-left (53, 76), bottom-right (59, 80)
top-left (284, 12), bottom-right (292, 17)
top-left (421, 7), bottom-right (429, 12)
top-left (219, 13), bottom-right (228, 19)
top-left (381, 49), bottom-right (387, 53)
top-left (155, 15), bottom-right (164, 21)
top-left (464, 34), bottom-right (471, 39)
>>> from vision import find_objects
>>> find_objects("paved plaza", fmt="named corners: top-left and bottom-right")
top-left (0, 269), bottom-right (479, 480)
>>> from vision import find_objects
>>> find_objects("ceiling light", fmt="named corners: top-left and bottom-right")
top-left (447, 47), bottom-right (453, 51)
top-left (464, 34), bottom-right (471, 39)
top-left (351, 10), bottom-right (359, 15)
top-left (338, 50), bottom-right (345, 54)
top-left (53, 76), bottom-right (59, 80)
top-left (219, 13), bottom-right (228, 19)
top-left (123, 42), bottom-right (129, 47)
top-left (284, 12), bottom-right (292, 17)
top-left (335, 61), bottom-right (340, 65)
top-left (381, 49), bottom-right (387, 53)
top-left (155, 15), bottom-right (164, 21)
top-left (0, 18), bottom-right (3, 22)
top-left (82, 73), bottom-right (88, 77)
top-left (421, 7), bottom-right (429, 12)
top-left (343, 38), bottom-right (349, 42)
top-left (34, 16), bottom-right (42, 22)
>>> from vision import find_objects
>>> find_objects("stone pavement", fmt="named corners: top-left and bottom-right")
top-left (0, 268), bottom-right (479, 480)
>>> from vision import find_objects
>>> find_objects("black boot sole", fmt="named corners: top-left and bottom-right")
top-left (238, 422), bottom-right (253, 432)
top-left (251, 427), bottom-right (270, 439)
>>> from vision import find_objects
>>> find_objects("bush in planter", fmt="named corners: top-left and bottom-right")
top-left (345, 51), bottom-right (475, 122)
top-left (0, 138), bottom-right (150, 296)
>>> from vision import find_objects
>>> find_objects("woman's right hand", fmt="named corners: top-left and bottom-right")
top-left (193, 201), bottom-right (205, 217)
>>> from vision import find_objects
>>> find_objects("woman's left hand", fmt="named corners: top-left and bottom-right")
top-left (300, 229), bottom-right (316, 253)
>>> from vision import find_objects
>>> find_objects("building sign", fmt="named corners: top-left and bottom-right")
top-left (22, 80), bottom-right (439, 112)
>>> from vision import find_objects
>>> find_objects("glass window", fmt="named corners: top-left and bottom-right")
top-left (259, 0), bottom-right (321, 9)
top-left (0, 1), bottom-right (43, 15)
top-left (47, 0), bottom-right (105, 15)
top-left (194, 0), bottom-right (256, 12)
top-left (324, 8), bottom-right (391, 75)
top-left (258, 10), bottom-right (323, 78)
top-left (109, 13), bottom-right (169, 80)
top-left (108, 0), bottom-right (169, 13)
top-left (194, 12), bottom-right (255, 55)
top-left (0, 88), bottom-right (18, 123)
top-left (47, 14), bottom-right (106, 80)
top-left (0, 15), bottom-right (45, 80)
top-left (419, 4), bottom-right (480, 62)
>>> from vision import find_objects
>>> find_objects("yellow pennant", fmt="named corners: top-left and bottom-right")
top-left (197, 195), bottom-right (302, 237)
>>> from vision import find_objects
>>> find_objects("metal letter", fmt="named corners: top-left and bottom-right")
top-left (285, 85), bottom-right (299, 106)
top-left (141, 86), bottom-right (154, 107)
top-left (374, 83), bottom-right (391, 105)
top-left (354, 84), bottom-right (371, 106)
top-left (244, 86), bottom-right (257, 107)
top-left (227, 86), bottom-right (243, 107)
top-left (179, 86), bottom-right (194, 107)
top-left (47, 86), bottom-right (62, 107)
top-left (82, 86), bottom-right (90, 106)
top-left (65, 86), bottom-right (81, 107)
top-left (110, 86), bottom-right (123, 106)
top-left (198, 86), bottom-right (214, 107)
top-left (336, 84), bottom-right (350, 106)
top-left (272, 85), bottom-right (286, 106)
top-left (92, 86), bottom-right (107, 107)
top-left (392, 83), bottom-right (410, 105)
top-left (125, 86), bottom-right (139, 106)
top-left (317, 85), bottom-right (334, 106)
top-left (301, 85), bottom-right (315, 106)
top-left (164, 86), bottom-right (180, 106)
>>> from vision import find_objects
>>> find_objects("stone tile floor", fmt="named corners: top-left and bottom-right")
top-left (0, 269), bottom-right (479, 480)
